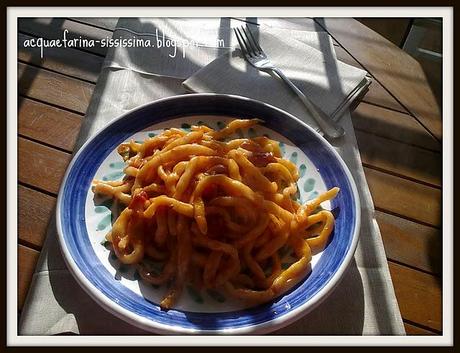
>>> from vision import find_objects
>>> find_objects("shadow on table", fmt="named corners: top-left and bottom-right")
top-left (273, 258), bottom-right (365, 335)
top-left (44, 229), bottom-right (150, 335)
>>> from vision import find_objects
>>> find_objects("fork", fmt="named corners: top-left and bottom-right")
top-left (234, 26), bottom-right (345, 139)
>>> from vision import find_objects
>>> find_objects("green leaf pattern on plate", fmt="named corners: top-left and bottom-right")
top-left (181, 123), bottom-right (191, 132)
top-left (187, 285), bottom-right (204, 304)
top-left (206, 289), bottom-right (226, 303)
top-left (102, 171), bottom-right (124, 181)
top-left (96, 214), bottom-right (112, 231)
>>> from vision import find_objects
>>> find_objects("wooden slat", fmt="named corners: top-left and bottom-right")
top-left (18, 137), bottom-right (72, 195)
top-left (416, 56), bottom-right (442, 111)
top-left (18, 245), bottom-right (40, 310)
top-left (356, 130), bottom-right (441, 186)
top-left (69, 17), bottom-right (118, 31)
top-left (356, 18), bottom-right (412, 47)
top-left (334, 45), bottom-right (408, 114)
top-left (376, 210), bottom-right (441, 275)
top-left (18, 33), bottom-right (104, 83)
top-left (389, 262), bottom-right (442, 331)
top-left (364, 167), bottom-right (441, 227)
top-left (361, 81), bottom-right (408, 114)
top-left (352, 102), bottom-right (441, 152)
top-left (18, 62), bottom-right (94, 114)
top-left (404, 322), bottom-right (437, 335)
top-left (19, 185), bottom-right (56, 249)
top-left (18, 18), bottom-right (112, 56)
top-left (315, 18), bottom-right (442, 140)
top-left (19, 98), bottom-right (83, 152)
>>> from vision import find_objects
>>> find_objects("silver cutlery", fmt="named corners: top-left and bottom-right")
top-left (234, 26), bottom-right (345, 139)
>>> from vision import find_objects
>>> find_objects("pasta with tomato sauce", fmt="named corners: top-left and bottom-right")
top-left (92, 119), bottom-right (339, 309)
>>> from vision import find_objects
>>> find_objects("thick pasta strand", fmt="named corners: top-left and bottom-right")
top-left (209, 119), bottom-right (260, 140)
top-left (135, 144), bottom-right (215, 187)
top-left (144, 195), bottom-right (194, 218)
top-left (227, 150), bottom-right (277, 193)
top-left (174, 156), bottom-right (229, 200)
top-left (203, 251), bottom-right (223, 287)
top-left (92, 118), bottom-right (340, 310)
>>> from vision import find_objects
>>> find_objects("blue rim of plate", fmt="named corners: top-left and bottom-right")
top-left (56, 93), bottom-right (361, 334)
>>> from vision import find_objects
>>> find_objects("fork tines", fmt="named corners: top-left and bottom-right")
top-left (234, 26), bottom-right (263, 58)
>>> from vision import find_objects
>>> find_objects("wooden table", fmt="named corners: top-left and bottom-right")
top-left (17, 17), bottom-right (442, 335)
